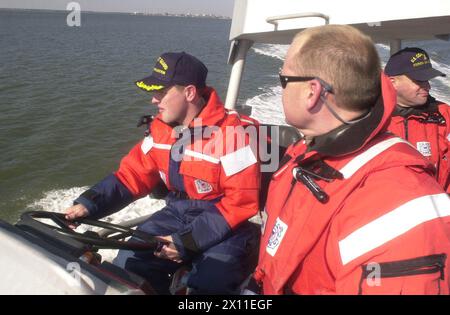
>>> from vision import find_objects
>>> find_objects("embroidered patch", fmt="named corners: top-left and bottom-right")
top-left (194, 179), bottom-right (213, 194)
top-left (159, 171), bottom-right (167, 185)
top-left (416, 141), bottom-right (432, 157)
top-left (141, 136), bottom-right (153, 154)
top-left (266, 217), bottom-right (288, 257)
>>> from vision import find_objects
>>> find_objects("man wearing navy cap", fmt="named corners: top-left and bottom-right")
top-left (386, 47), bottom-right (450, 192)
top-left (65, 52), bottom-right (261, 294)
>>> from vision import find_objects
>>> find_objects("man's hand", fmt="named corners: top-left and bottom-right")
top-left (65, 204), bottom-right (89, 221)
top-left (154, 235), bottom-right (182, 263)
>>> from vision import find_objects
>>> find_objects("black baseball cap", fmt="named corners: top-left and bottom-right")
top-left (385, 47), bottom-right (445, 81)
top-left (135, 51), bottom-right (208, 92)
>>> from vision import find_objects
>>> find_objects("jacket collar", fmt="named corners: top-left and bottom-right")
top-left (188, 87), bottom-right (226, 128)
top-left (393, 96), bottom-right (439, 118)
top-left (151, 87), bottom-right (226, 137)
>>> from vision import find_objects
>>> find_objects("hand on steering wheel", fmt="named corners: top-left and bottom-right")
top-left (19, 211), bottom-right (162, 251)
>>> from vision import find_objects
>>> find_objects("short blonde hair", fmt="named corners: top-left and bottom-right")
top-left (291, 25), bottom-right (381, 111)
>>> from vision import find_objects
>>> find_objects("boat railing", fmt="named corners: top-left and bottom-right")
top-left (266, 12), bottom-right (330, 30)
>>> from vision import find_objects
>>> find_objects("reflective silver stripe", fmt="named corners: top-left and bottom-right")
top-left (240, 118), bottom-right (255, 125)
top-left (339, 193), bottom-right (450, 265)
top-left (220, 145), bottom-right (257, 176)
top-left (153, 143), bottom-right (172, 150)
top-left (141, 135), bottom-right (171, 153)
top-left (228, 110), bottom-right (254, 124)
top-left (184, 149), bottom-right (220, 164)
top-left (141, 136), bottom-right (153, 154)
top-left (339, 137), bottom-right (412, 179)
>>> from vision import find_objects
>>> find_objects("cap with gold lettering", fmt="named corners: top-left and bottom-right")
top-left (136, 51), bottom-right (208, 92)
top-left (385, 47), bottom-right (445, 81)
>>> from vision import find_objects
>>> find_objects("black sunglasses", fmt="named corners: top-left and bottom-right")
top-left (279, 73), bottom-right (334, 93)
top-left (279, 73), bottom-right (314, 89)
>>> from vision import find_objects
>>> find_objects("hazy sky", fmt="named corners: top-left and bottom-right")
top-left (0, 0), bottom-right (235, 16)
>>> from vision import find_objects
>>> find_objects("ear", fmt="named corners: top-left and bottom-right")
top-left (184, 85), bottom-right (197, 102)
top-left (389, 76), bottom-right (398, 88)
top-left (305, 79), bottom-right (323, 110)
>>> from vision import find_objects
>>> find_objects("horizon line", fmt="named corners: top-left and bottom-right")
top-left (0, 7), bottom-right (231, 18)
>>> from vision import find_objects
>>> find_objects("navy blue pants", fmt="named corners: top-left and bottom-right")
top-left (113, 201), bottom-right (260, 295)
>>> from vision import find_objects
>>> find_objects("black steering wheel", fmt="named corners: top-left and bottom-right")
top-left (19, 210), bottom-right (162, 251)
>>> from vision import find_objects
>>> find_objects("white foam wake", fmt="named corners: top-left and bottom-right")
top-left (429, 61), bottom-right (450, 104)
top-left (247, 84), bottom-right (287, 125)
top-left (252, 44), bottom-right (289, 61)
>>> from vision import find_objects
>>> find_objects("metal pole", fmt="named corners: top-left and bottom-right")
top-left (225, 39), bottom-right (253, 109)
top-left (389, 39), bottom-right (402, 55)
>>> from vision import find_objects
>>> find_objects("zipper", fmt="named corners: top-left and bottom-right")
top-left (358, 254), bottom-right (446, 294)
top-left (281, 178), bottom-right (298, 210)
top-left (403, 118), bottom-right (409, 141)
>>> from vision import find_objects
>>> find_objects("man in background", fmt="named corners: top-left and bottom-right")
top-left (385, 47), bottom-right (450, 192)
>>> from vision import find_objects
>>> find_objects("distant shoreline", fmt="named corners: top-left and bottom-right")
top-left (0, 7), bottom-right (231, 20)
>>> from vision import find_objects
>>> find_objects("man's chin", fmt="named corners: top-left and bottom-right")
top-left (160, 115), bottom-right (172, 124)
top-left (416, 96), bottom-right (429, 105)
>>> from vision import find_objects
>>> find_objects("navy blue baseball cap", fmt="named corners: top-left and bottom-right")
top-left (385, 47), bottom-right (445, 81)
top-left (135, 52), bottom-right (208, 92)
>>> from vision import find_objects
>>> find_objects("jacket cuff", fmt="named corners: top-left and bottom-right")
top-left (171, 233), bottom-right (187, 260)
top-left (73, 189), bottom-right (98, 216)
top-left (172, 228), bottom-right (201, 261)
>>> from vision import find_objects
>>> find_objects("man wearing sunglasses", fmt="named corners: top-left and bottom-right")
top-left (385, 47), bottom-right (450, 192)
top-left (65, 51), bottom-right (261, 294)
top-left (249, 25), bottom-right (450, 294)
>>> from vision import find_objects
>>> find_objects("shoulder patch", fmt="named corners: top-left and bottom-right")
top-left (194, 179), bottom-right (213, 194)
top-left (266, 217), bottom-right (288, 257)
top-left (416, 141), bottom-right (432, 157)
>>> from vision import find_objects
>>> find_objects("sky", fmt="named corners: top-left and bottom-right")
top-left (0, 0), bottom-right (235, 16)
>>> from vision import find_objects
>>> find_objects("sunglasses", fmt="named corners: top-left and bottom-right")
top-left (278, 72), bottom-right (354, 124)
top-left (279, 72), bottom-right (334, 94)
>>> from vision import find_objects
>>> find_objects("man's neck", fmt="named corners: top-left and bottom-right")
top-left (181, 97), bottom-right (206, 127)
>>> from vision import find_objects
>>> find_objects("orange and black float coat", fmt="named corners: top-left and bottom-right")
top-left (74, 87), bottom-right (260, 257)
top-left (387, 98), bottom-right (450, 192)
top-left (254, 74), bottom-right (450, 294)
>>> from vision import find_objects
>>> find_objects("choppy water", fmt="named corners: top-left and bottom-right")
top-left (1, 9), bottom-right (449, 224)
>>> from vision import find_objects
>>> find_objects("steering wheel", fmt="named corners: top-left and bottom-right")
top-left (19, 210), bottom-right (162, 251)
